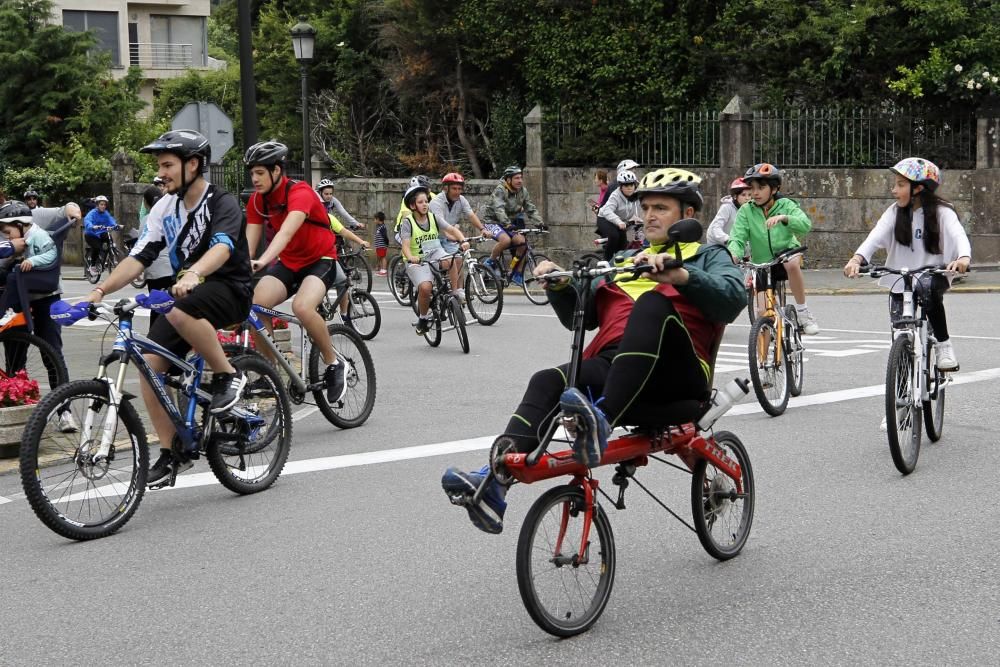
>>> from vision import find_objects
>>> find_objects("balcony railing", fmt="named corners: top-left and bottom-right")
top-left (128, 42), bottom-right (199, 69)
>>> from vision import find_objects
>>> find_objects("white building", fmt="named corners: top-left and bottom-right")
top-left (50, 1), bottom-right (215, 110)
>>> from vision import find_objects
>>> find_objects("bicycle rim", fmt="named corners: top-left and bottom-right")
top-left (784, 305), bottom-right (805, 397)
top-left (347, 290), bottom-right (381, 340)
top-left (521, 253), bottom-right (550, 305)
top-left (449, 298), bottom-right (470, 353)
top-left (886, 335), bottom-right (922, 474)
top-left (19, 380), bottom-right (148, 540)
top-left (516, 485), bottom-right (616, 637)
top-left (923, 344), bottom-right (946, 442)
top-left (309, 324), bottom-right (377, 428)
top-left (0, 329), bottom-right (68, 401)
top-left (465, 264), bottom-right (503, 326)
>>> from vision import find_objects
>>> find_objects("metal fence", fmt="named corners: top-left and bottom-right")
top-left (543, 110), bottom-right (720, 167)
top-left (542, 106), bottom-right (977, 169)
top-left (752, 107), bottom-right (977, 169)
top-left (208, 162), bottom-right (304, 197)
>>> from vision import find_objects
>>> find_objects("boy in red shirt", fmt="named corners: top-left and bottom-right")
top-left (244, 140), bottom-right (346, 402)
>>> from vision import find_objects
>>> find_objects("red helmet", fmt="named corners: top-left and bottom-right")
top-left (441, 172), bottom-right (465, 185)
top-left (729, 178), bottom-right (748, 192)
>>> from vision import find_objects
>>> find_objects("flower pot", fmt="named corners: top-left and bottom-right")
top-left (0, 403), bottom-right (36, 458)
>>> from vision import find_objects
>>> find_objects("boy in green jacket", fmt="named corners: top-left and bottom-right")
top-left (727, 163), bottom-right (818, 334)
top-left (441, 167), bottom-right (746, 534)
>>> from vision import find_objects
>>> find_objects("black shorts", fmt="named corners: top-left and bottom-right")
top-left (265, 258), bottom-right (339, 295)
top-left (148, 280), bottom-right (251, 359)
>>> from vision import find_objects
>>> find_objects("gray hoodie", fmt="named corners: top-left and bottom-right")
top-left (706, 195), bottom-right (740, 247)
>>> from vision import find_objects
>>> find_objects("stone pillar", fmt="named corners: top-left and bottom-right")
top-left (976, 116), bottom-right (1000, 169)
top-left (111, 152), bottom-right (137, 206)
top-left (523, 104), bottom-right (547, 231)
top-left (719, 95), bottom-right (754, 172)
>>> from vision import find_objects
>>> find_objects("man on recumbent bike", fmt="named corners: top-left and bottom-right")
top-left (442, 168), bottom-right (747, 533)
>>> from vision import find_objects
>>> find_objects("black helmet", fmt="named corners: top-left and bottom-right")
top-left (0, 200), bottom-right (33, 223)
top-left (140, 130), bottom-right (211, 171)
top-left (23, 189), bottom-right (38, 200)
top-left (244, 140), bottom-right (289, 168)
top-left (502, 166), bottom-right (522, 180)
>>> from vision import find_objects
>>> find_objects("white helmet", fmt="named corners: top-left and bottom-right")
top-left (617, 159), bottom-right (640, 172)
top-left (94, 195), bottom-right (109, 203)
top-left (617, 170), bottom-right (639, 186)
top-left (316, 178), bottom-right (335, 191)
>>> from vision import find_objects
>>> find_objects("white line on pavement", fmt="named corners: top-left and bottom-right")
top-left (0, 495), bottom-right (11, 505)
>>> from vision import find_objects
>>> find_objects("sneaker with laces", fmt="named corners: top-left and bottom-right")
top-left (325, 359), bottom-right (347, 403)
top-left (441, 467), bottom-right (507, 534)
top-left (510, 272), bottom-right (524, 287)
top-left (147, 449), bottom-right (193, 488)
top-left (935, 339), bottom-right (959, 371)
top-left (209, 369), bottom-right (246, 414)
top-left (0, 309), bottom-right (17, 328)
top-left (57, 410), bottom-right (79, 434)
top-left (879, 415), bottom-right (888, 432)
top-left (451, 288), bottom-right (467, 304)
top-left (413, 316), bottom-right (431, 335)
top-left (559, 388), bottom-right (610, 467)
top-left (797, 307), bottom-right (820, 335)
top-left (377, 269), bottom-right (387, 276)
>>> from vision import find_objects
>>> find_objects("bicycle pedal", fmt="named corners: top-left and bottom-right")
top-left (446, 492), bottom-right (471, 507)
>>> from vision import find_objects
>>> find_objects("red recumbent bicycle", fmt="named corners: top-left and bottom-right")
top-left (477, 219), bottom-right (756, 637)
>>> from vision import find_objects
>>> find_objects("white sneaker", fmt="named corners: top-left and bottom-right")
top-left (935, 340), bottom-right (959, 371)
top-left (0, 308), bottom-right (17, 327)
top-left (58, 411), bottom-right (80, 433)
top-left (88, 266), bottom-right (99, 277)
top-left (452, 288), bottom-right (467, 305)
top-left (797, 307), bottom-right (820, 335)
top-left (879, 415), bottom-right (887, 432)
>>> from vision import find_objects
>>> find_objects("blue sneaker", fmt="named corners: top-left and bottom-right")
top-left (559, 388), bottom-right (610, 467)
top-left (441, 467), bottom-right (507, 534)
top-left (511, 272), bottom-right (524, 287)
top-left (483, 257), bottom-right (498, 271)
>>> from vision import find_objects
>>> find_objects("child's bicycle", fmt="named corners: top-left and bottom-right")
top-left (860, 263), bottom-right (954, 475)
top-left (480, 227), bottom-right (550, 305)
top-left (85, 227), bottom-right (144, 288)
top-left (19, 291), bottom-right (293, 541)
top-left (578, 220), bottom-right (645, 267)
top-left (410, 254), bottom-right (471, 353)
top-left (321, 263), bottom-right (381, 340)
top-left (387, 250), bottom-right (415, 307)
top-left (744, 246), bottom-right (807, 416)
top-left (452, 220), bottom-right (755, 637)
top-left (224, 301), bottom-right (376, 429)
top-left (337, 241), bottom-right (373, 294)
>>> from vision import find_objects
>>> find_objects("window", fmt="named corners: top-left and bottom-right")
top-left (63, 10), bottom-right (121, 67)
top-left (150, 15), bottom-right (207, 68)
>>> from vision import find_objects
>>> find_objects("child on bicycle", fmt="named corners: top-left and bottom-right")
top-left (596, 170), bottom-right (642, 261)
top-left (441, 168), bottom-right (746, 534)
top-left (706, 178), bottom-right (750, 247)
top-left (843, 157), bottom-right (970, 371)
top-left (400, 183), bottom-right (470, 334)
top-left (0, 201), bottom-right (58, 326)
top-left (329, 212), bottom-right (370, 326)
top-left (373, 212), bottom-right (389, 276)
top-left (83, 195), bottom-right (118, 277)
top-left (726, 163), bottom-right (819, 335)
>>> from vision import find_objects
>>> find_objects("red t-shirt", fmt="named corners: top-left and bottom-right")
top-left (247, 177), bottom-right (336, 271)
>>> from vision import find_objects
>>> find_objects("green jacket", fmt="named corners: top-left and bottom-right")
top-left (547, 243), bottom-right (746, 332)
top-left (727, 196), bottom-right (811, 263)
top-left (481, 182), bottom-right (542, 228)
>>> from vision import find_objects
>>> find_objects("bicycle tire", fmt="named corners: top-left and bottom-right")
top-left (308, 323), bottom-right (376, 429)
top-left (388, 255), bottom-right (413, 306)
top-left (424, 311), bottom-right (442, 347)
top-left (748, 316), bottom-right (790, 416)
top-left (448, 296), bottom-right (470, 354)
top-left (521, 252), bottom-right (550, 305)
top-left (86, 260), bottom-right (101, 284)
top-left (885, 334), bottom-right (922, 475)
top-left (130, 270), bottom-right (147, 289)
top-left (206, 354), bottom-right (292, 494)
top-left (465, 263), bottom-right (503, 326)
top-left (923, 341), bottom-right (946, 442)
top-left (784, 305), bottom-right (805, 397)
top-left (516, 484), bottom-right (616, 637)
top-left (347, 289), bottom-right (381, 340)
top-left (691, 431), bottom-right (754, 560)
top-left (578, 252), bottom-right (604, 269)
top-left (0, 328), bottom-right (69, 397)
top-left (20, 380), bottom-right (148, 540)
top-left (343, 253), bottom-right (373, 294)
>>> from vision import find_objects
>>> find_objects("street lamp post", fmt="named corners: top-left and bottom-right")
top-left (290, 16), bottom-right (316, 184)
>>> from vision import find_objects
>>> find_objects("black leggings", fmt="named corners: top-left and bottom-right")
top-left (890, 274), bottom-right (950, 340)
top-left (503, 291), bottom-right (711, 453)
top-left (85, 234), bottom-right (107, 266)
top-left (595, 217), bottom-right (627, 261)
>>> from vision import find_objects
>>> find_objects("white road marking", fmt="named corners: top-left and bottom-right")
top-left (0, 495), bottom-right (12, 505)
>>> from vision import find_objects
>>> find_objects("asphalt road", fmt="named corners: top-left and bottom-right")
top-left (1, 281), bottom-right (998, 665)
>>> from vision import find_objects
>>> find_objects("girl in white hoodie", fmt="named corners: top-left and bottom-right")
top-left (706, 177), bottom-right (750, 247)
top-left (844, 157), bottom-right (971, 370)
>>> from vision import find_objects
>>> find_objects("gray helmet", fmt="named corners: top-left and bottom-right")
top-left (23, 189), bottom-right (39, 200)
top-left (244, 140), bottom-right (289, 168)
top-left (0, 200), bottom-right (33, 223)
top-left (403, 184), bottom-right (430, 209)
top-left (501, 166), bottom-right (522, 180)
top-left (743, 163), bottom-right (782, 187)
top-left (141, 129), bottom-right (211, 171)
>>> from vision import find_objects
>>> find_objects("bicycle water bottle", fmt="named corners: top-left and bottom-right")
top-left (697, 378), bottom-right (750, 431)
top-left (509, 254), bottom-right (521, 272)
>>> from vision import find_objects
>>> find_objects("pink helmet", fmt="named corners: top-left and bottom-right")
top-left (729, 178), bottom-right (749, 194)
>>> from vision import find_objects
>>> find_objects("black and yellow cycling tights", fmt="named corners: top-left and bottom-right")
top-left (504, 291), bottom-right (710, 454)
